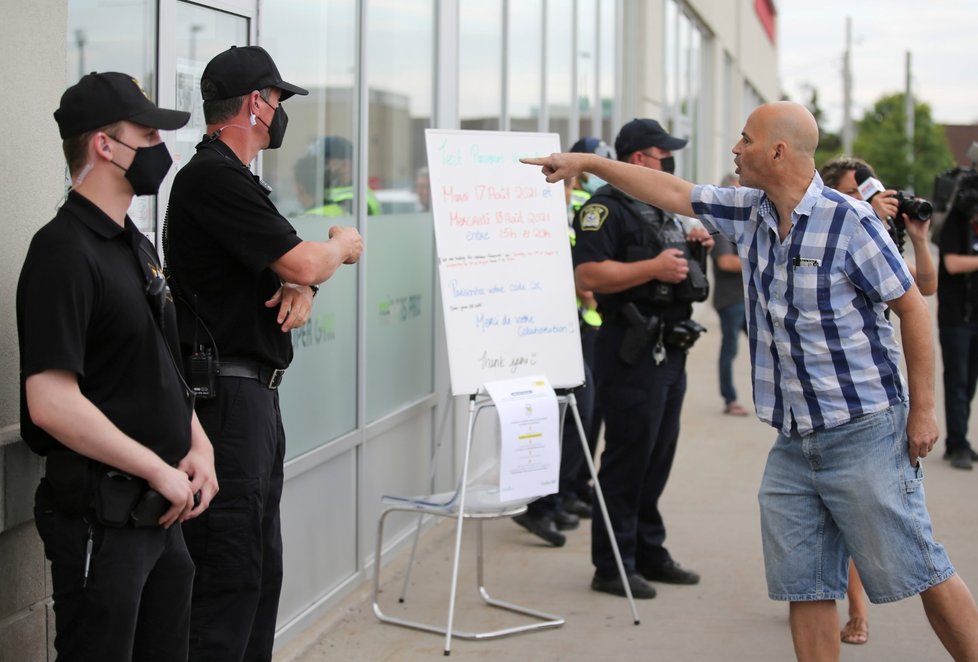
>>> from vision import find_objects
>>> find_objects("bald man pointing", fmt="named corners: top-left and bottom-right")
top-left (525, 102), bottom-right (978, 661)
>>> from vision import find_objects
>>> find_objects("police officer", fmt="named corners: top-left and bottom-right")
top-left (565, 136), bottom-right (613, 515)
top-left (299, 135), bottom-right (381, 216)
top-left (164, 46), bottom-right (362, 661)
top-left (18, 72), bottom-right (218, 660)
top-left (574, 118), bottom-right (712, 599)
top-left (511, 137), bottom-right (618, 546)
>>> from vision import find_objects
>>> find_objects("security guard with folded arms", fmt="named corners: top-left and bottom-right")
top-left (573, 118), bottom-right (713, 600)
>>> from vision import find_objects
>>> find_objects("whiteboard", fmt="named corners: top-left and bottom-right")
top-left (426, 129), bottom-right (585, 395)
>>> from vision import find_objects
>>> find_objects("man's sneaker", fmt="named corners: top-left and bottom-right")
top-left (512, 513), bottom-right (566, 547)
top-left (639, 559), bottom-right (700, 585)
top-left (553, 508), bottom-right (580, 531)
top-left (591, 572), bottom-right (657, 599)
top-left (949, 448), bottom-right (974, 471)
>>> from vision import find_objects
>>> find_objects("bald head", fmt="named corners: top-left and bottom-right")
top-left (762, 101), bottom-right (819, 157)
top-left (733, 101), bottom-right (820, 197)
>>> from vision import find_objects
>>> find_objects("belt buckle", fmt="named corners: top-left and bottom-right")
top-left (267, 368), bottom-right (285, 390)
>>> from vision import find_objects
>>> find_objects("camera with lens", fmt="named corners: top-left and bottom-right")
top-left (894, 191), bottom-right (933, 222)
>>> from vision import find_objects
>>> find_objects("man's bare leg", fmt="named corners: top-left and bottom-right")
top-left (789, 600), bottom-right (840, 662)
top-left (920, 575), bottom-right (978, 661)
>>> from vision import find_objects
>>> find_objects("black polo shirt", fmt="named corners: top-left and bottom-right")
top-left (937, 208), bottom-right (978, 327)
top-left (17, 191), bottom-right (192, 463)
top-left (164, 138), bottom-right (302, 368)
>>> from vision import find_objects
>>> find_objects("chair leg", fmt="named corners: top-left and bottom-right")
top-left (371, 508), bottom-right (389, 620)
top-left (398, 512), bottom-right (426, 603)
top-left (443, 508), bottom-right (466, 655)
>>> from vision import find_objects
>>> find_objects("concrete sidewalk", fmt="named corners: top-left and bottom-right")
top-left (276, 303), bottom-right (978, 661)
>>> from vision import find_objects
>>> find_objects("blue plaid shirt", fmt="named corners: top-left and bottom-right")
top-left (691, 173), bottom-right (911, 436)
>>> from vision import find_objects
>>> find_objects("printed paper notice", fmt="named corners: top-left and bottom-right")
top-left (484, 375), bottom-right (560, 503)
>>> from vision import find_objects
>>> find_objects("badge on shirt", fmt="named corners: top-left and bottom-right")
top-left (579, 203), bottom-right (609, 231)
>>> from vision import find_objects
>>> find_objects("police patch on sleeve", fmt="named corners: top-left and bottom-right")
top-left (579, 203), bottom-right (609, 231)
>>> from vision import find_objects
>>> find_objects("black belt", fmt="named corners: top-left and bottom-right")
top-left (219, 359), bottom-right (285, 390)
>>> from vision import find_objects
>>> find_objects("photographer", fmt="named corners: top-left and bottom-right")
top-left (572, 118), bottom-right (712, 600)
top-left (937, 179), bottom-right (978, 470)
top-left (821, 157), bottom-right (936, 296)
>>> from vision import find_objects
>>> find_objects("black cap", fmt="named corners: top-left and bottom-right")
top-left (54, 72), bottom-right (190, 139)
top-left (614, 118), bottom-right (687, 158)
top-left (200, 45), bottom-right (308, 101)
top-left (570, 136), bottom-right (616, 160)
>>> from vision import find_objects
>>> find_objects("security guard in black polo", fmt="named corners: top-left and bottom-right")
top-left (19, 72), bottom-right (217, 661)
top-left (164, 46), bottom-right (362, 661)
top-left (573, 118), bottom-right (713, 599)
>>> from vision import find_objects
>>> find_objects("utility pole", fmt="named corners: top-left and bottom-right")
top-left (842, 16), bottom-right (853, 154)
top-left (905, 51), bottom-right (915, 192)
top-left (75, 29), bottom-right (86, 82)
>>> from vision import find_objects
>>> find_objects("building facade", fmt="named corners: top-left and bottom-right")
top-left (0, 0), bottom-right (778, 657)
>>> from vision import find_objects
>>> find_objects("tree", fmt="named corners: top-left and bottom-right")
top-left (802, 86), bottom-right (841, 169)
top-left (851, 93), bottom-right (955, 197)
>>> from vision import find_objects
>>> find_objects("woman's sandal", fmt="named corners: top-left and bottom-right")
top-left (841, 616), bottom-right (869, 645)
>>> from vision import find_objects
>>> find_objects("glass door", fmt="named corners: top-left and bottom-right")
top-left (156, 0), bottom-right (253, 245)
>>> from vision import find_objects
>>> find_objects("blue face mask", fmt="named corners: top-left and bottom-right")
top-left (582, 174), bottom-right (607, 194)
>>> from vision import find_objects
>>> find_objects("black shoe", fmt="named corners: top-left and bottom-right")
top-left (949, 448), bottom-right (974, 471)
top-left (943, 447), bottom-right (978, 462)
top-left (640, 559), bottom-right (700, 585)
top-left (562, 496), bottom-right (592, 519)
top-left (553, 509), bottom-right (580, 531)
top-left (513, 513), bottom-right (566, 547)
top-left (591, 572), bottom-right (657, 599)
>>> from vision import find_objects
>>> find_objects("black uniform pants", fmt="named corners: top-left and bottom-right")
top-left (184, 377), bottom-right (286, 662)
top-left (34, 482), bottom-right (194, 662)
top-left (590, 322), bottom-right (687, 578)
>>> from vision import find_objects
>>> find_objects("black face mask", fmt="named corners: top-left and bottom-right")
top-left (109, 138), bottom-right (173, 196)
top-left (257, 97), bottom-right (288, 150)
top-left (659, 155), bottom-right (676, 175)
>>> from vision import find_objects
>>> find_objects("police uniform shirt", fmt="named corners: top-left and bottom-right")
top-left (572, 186), bottom-right (691, 322)
top-left (937, 208), bottom-right (978, 327)
top-left (165, 138), bottom-right (302, 369)
top-left (17, 191), bottom-right (192, 463)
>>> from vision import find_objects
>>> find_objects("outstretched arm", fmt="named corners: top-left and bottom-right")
top-left (271, 225), bottom-right (363, 286)
top-left (522, 153), bottom-right (696, 216)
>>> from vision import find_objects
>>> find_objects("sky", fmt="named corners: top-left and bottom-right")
top-left (778, 0), bottom-right (978, 131)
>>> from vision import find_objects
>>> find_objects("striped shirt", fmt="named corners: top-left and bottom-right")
top-left (691, 172), bottom-right (911, 436)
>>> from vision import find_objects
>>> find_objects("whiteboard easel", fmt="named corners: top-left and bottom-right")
top-left (425, 129), bottom-right (585, 395)
top-left (420, 130), bottom-right (641, 639)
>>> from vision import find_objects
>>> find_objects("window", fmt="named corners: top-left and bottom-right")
top-left (545, 0), bottom-right (573, 147)
top-left (508, 0), bottom-right (543, 133)
top-left (262, 0), bottom-right (360, 458)
top-left (68, 0), bottom-right (157, 233)
top-left (364, 0), bottom-right (436, 422)
top-left (663, 0), bottom-right (704, 180)
top-left (459, 0), bottom-right (502, 131)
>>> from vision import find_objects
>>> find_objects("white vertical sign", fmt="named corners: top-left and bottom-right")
top-left (484, 375), bottom-right (560, 503)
